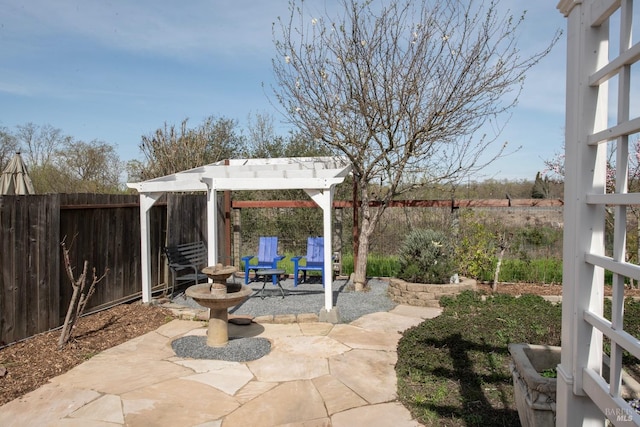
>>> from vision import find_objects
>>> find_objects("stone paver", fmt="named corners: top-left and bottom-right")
top-left (68, 394), bottom-right (124, 424)
top-left (222, 380), bottom-right (327, 427)
top-left (51, 356), bottom-right (192, 395)
top-left (350, 311), bottom-right (426, 334)
top-left (331, 401), bottom-right (423, 427)
top-left (0, 383), bottom-right (101, 426)
top-left (0, 304), bottom-right (440, 426)
top-left (121, 377), bottom-right (240, 426)
top-left (248, 351), bottom-right (329, 382)
top-left (312, 374), bottom-right (368, 415)
top-left (328, 323), bottom-right (400, 350)
top-left (269, 335), bottom-right (350, 358)
top-left (181, 362), bottom-right (254, 395)
top-left (389, 304), bottom-right (442, 320)
top-left (329, 348), bottom-right (398, 404)
top-left (299, 322), bottom-right (334, 336)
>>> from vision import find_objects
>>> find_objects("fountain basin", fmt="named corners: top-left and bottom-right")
top-left (186, 266), bottom-right (252, 347)
top-left (186, 282), bottom-right (252, 310)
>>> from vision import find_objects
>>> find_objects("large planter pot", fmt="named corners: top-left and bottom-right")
top-left (387, 276), bottom-right (476, 307)
top-left (508, 343), bottom-right (560, 427)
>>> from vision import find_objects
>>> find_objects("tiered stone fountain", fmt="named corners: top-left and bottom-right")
top-left (185, 264), bottom-right (252, 347)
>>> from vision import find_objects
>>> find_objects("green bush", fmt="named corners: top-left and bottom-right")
top-left (396, 229), bottom-right (456, 284)
top-left (454, 211), bottom-right (497, 280)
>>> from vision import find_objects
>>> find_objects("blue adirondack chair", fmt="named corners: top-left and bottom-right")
top-left (292, 237), bottom-right (325, 287)
top-left (242, 236), bottom-right (285, 284)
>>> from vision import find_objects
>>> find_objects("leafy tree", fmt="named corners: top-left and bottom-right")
top-left (245, 112), bottom-right (288, 159)
top-left (137, 116), bottom-right (246, 180)
top-left (531, 172), bottom-right (550, 199)
top-left (272, 0), bottom-right (560, 289)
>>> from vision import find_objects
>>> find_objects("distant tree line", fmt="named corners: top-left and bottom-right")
top-left (0, 113), bottom-right (335, 194)
top-left (0, 123), bottom-right (122, 193)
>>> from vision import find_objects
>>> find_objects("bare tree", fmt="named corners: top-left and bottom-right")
top-left (58, 238), bottom-right (109, 349)
top-left (55, 139), bottom-right (124, 192)
top-left (246, 112), bottom-right (287, 158)
top-left (138, 116), bottom-right (246, 180)
top-left (0, 126), bottom-right (19, 170)
top-left (15, 122), bottom-right (70, 168)
top-left (272, 0), bottom-right (560, 289)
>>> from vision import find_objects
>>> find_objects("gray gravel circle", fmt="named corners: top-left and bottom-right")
top-left (171, 336), bottom-right (271, 362)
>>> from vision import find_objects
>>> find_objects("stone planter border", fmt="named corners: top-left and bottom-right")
top-left (387, 276), bottom-right (477, 307)
top-left (508, 343), bottom-right (559, 427)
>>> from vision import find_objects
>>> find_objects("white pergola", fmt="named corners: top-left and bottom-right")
top-left (127, 156), bottom-right (352, 314)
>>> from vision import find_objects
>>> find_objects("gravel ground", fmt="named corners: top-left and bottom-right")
top-left (169, 276), bottom-right (396, 361)
top-left (171, 275), bottom-right (397, 323)
top-left (171, 336), bottom-right (272, 361)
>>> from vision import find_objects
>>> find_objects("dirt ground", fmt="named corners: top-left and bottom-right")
top-left (476, 282), bottom-right (640, 297)
top-left (1, 282), bottom-right (639, 408)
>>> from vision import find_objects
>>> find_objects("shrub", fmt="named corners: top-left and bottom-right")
top-left (396, 229), bottom-right (456, 284)
top-left (454, 211), bottom-right (497, 280)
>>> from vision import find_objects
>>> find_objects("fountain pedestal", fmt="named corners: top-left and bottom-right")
top-left (186, 264), bottom-right (251, 347)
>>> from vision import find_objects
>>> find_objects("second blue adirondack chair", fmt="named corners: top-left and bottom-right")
top-left (242, 236), bottom-right (285, 284)
top-left (292, 237), bottom-right (325, 287)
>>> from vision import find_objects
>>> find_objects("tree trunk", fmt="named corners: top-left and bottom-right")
top-left (58, 240), bottom-right (108, 349)
top-left (353, 228), bottom-right (371, 291)
top-left (353, 185), bottom-right (377, 291)
top-left (493, 246), bottom-right (506, 292)
top-left (58, 283), bottom-right (80, 349)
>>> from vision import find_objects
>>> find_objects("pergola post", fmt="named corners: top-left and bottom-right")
top-left (203, 179), bottom-right (218, 267)
top-left (306, 186), bottom-right (336, 313)
top-left (138, 192), bottom-right (163, 303)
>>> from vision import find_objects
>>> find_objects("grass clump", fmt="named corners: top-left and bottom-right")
top-left (396, 291), bottom-right (562, 426)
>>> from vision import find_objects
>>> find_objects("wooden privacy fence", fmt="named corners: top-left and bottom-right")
top-left (0, 193), bottom-right (214, 346)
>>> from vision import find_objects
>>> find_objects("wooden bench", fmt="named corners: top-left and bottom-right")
top-left (164, 241), bottom-right (209, 296)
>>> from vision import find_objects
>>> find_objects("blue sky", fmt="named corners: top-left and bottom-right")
top-left (0, 1), bottom-right (567, 181)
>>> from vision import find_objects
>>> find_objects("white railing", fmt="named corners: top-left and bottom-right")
top-left (558, 0), bottom-right (640, 425)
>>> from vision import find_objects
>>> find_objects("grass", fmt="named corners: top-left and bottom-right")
top-left (246, 252), bottom-right (564, 284)
top-left (397, 291), bottom-right (640, 426)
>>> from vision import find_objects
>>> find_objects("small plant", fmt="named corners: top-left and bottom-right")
top-left (540, 368), bottom-right (557, 378)
top-left (396, 229), bottom-right (456, 284)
